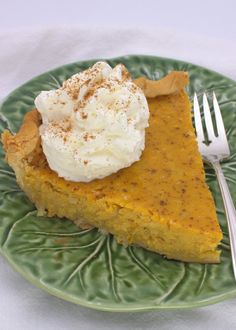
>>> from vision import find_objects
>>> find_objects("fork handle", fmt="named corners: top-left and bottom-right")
top-left (212, 161), bottom-right (236, 279)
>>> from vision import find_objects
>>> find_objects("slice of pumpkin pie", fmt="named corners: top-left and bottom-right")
top-left (1, 62), bottom-right (222, 263)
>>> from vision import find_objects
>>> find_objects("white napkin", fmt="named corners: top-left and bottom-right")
top-left (0, 26), bottom-right (236, 330)
top-left (0, 26), bottom-right (236, 99)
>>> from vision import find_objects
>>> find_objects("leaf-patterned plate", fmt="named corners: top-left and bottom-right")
top-left (0, 55), bottom-right (236, 312)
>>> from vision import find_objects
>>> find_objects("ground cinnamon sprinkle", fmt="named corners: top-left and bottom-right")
top-left (81, 112), bottom-right (88, 119)
top-left (83, 133), bottom-right (95, 141)
top-left (64, 124), bottom-right (72, 133)
top-left (121, 66), bottom-right (131, 80)
top-left (49, 118), bottom-right (72, 138)
top-left (62, 64), bottom-right (132, 114)
top-left (83, 133), bottom-right (89, 141)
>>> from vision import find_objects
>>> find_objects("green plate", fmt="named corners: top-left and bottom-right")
top-left (0, 55), bottom-right (236, 312)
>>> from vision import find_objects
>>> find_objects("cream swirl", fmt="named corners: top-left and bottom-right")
top-left (35, 62), bottom-right (149, 182)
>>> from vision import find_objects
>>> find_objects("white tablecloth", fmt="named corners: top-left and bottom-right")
top-left (0, 26), bottom-right (236, 330)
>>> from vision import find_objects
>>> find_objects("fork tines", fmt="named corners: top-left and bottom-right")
top-left (193, 92), bottom-right (230, 158)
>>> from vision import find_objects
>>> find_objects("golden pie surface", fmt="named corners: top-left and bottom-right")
top-left (2, 72), bottom-right (222, 263)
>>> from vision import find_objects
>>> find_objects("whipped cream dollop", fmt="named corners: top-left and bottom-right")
top-left (35, 62), bottom-right (149, 182)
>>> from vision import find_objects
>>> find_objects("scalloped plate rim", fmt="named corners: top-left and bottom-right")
top-left (1, 54), bottom-right (236, 312)
top-left (1, 247), bottom-right (236, 312)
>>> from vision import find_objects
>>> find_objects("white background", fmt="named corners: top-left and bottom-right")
top-left (0, 0), bottom-right (236, 41)
top-left (1, 1), bottom-right (236, 329)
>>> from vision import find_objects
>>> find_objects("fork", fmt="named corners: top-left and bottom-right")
top-left (194, 92), bottom-right (236, 279)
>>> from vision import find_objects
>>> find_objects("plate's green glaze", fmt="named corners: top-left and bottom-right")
top-left (0, 55), bottom-right (236, 312)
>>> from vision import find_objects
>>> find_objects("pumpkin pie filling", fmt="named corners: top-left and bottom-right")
top-left (1, 68), bottom-right (223, 263)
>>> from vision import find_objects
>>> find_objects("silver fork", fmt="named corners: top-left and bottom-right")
top-left (194, 92), bottom-right (236, 279)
